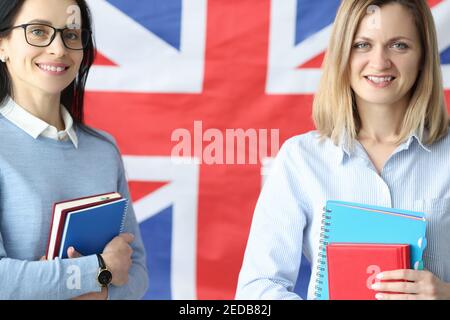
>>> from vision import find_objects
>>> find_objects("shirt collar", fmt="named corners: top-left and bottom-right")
top-left (60, 106), bottom-right (78, 148)
top-left (0, 96), bottom-right (78, 148)
top-left (335, 127), bottom-right (431, 165)
top-left (411, 127), bottom-right (431, 153)
top-left (335, 130), bottom-right (353, 164)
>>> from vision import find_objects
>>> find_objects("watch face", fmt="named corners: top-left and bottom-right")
top-left (98, 269), bottom-right (112, 285)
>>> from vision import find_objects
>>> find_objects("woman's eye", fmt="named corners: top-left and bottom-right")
top-left (391, 42), bottom-right (409, 50)
top-left (64, 32), bottom-right (79, 41)
top-left (31, 29), bottom-right (46, 36)
top-left (353, 42), bottom-right (370, 49)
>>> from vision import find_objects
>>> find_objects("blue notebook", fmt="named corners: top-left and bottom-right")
top-left (314, 200), bottom-right (427, 300)
top-left (58, 198), bottom-right (128, 259)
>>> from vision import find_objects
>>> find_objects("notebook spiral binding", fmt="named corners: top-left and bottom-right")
top-left (313, 206), bottom-right (332, 300)
top-left (119, 198), bottom-right (129, 233)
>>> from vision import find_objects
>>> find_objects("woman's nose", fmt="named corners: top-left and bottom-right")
top-left (46, 32), bottom-right (67, 57)
top-left (368, 46), bottom-right (392, 70)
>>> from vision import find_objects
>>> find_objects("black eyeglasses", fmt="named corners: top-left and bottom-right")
top-left (0, 23), bottom-right (91, 50)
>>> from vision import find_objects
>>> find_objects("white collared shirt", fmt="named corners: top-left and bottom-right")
top-left (236, 129), bottom-right (450, 299)
top-left (0, 96), bottom-right (78, 148)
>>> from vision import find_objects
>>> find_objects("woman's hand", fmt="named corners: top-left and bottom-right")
top-left (101, 233), bottom-right (135, 286)
top-left (66, 233), bottom-right (135, 287)
top-left (372, 269), bottom-right (450, 300)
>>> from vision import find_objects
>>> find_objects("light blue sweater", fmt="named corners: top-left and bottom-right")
top-left (0, 115), bottom-right (148, 299)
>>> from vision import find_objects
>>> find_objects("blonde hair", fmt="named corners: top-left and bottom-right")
top-left (312, 0), bottom-right (449, 146)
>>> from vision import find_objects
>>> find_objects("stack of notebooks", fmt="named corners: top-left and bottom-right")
top-left (46, 192), bottom-right (128, 260)
top-left (315, 200), bottom-right (427, 300)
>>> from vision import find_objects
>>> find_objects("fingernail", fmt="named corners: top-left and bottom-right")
top-left (375, 293), bottom-right (384, 300)
top-left (376, 273), bottom-right (384, 279)
top-left (371, 283), bottom-right (381, 290)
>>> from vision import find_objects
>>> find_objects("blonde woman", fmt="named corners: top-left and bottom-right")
top-left (236, 0), bottom-right (450, 300)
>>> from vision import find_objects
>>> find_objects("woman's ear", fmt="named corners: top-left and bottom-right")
top-left (0, 39), bottom-right (9, 63)
top-left (0, 38), bottom-right (5, 55)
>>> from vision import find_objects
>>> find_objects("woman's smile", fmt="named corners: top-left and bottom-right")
top-left (35, 62), bottom-right (70, 75)
top-left (363, 75), bottom-right (396, 89)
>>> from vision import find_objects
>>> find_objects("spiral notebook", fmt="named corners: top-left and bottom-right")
top-left (52, 197), bottom-right (128, 259)
top-left (314, 200), bottom-right (427, 300)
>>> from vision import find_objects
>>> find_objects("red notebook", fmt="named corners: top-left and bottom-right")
top-left (326, 243), bottom-right (410, 300)
top-left (46, 192), bottom-right (122, 260)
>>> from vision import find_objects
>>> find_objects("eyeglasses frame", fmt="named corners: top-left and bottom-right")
top-left (0, 23), bottom-right (91, 50)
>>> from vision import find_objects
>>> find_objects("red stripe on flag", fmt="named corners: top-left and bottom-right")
top-left (128, 181), bottom-right (169, 202)
top-left (428, 0), bottom-right (444, 7)
top-left (94, 51), bottom-right (117, 66)
top-left (298, 51), bottom-right (326, 69)
top-left (446, 91), bottom-right (450, 113)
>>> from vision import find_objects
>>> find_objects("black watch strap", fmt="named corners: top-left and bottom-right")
top-left (96, 254), bottom-right (112, 287)
top-left (96, 254), bottom-right (106, 269)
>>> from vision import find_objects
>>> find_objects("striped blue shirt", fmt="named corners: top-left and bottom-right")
top-left (236, 128), bottom-right (450, 300)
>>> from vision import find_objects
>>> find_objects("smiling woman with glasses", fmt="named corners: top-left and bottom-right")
top-left (1, 23), bottom-right (91, 50)
top-left (0, 0), bottom-right (148, 300)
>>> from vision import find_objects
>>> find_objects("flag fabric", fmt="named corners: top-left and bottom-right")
top-left (85, 0), bottom-right (450, 299)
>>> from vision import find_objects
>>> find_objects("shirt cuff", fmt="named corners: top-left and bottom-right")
top-left (60, 254), bottom-right (102, 297)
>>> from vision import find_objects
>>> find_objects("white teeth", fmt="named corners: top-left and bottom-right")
top-left (37, 64), bottom-right (67, 73)
top-left (367, 76), bottom-right (394, 83)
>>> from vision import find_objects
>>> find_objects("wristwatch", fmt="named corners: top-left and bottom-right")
top-left (96, 254), bottom-right (112, 287)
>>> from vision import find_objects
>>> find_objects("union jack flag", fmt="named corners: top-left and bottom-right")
top-left (85, 0), bottom-right (450, 299)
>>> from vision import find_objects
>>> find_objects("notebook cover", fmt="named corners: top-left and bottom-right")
top-left (57, 198), bottom-right (128, 259)
top-left (46, 198), bottom-right (121, 258)
top-left (46, 194), bottom-right (122, 259)
top-left (315, 200), bottom-right (427, 300)
top-left (327, 243), bottom-right (410, 300)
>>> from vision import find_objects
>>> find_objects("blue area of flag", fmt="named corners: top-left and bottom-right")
top-left (294, 254), bottom-right (311, 299)
top-left (107, 0), bottom-right (182, 50)
top-left (441, 47), bottom-right (450, 65)
top-left (139, 205), bottom-right (173, 300)
top-left (295, 0), bottom-right (340, 45)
